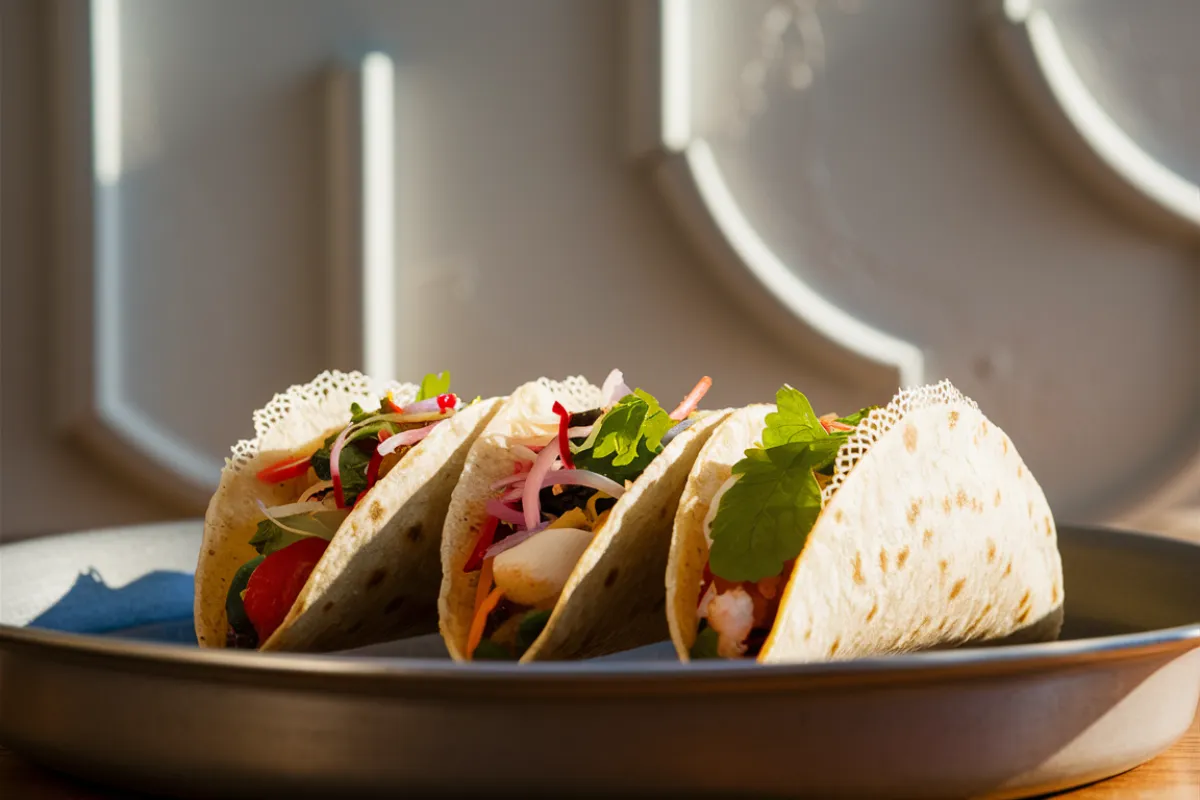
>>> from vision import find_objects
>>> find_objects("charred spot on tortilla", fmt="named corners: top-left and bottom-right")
top-left (406, 524), bottom-right (423, 542)
top-left (939, 558), bottom-right (949, 578)
top-left (955, 489), bottom-right (968, 509)
top-left (906, 499), bottom-right (920, 525)
top-left (897, 546), bottom-right (910, 569)
top-left (367, 568), bottom-right (388, 589)
top-left (322, 600), bottom-right (335, 613)
top-left (879, 548), bottom-right (889, 574)
top-left (1003, 559), bottom-right (1013, 578)
top-left (986, 539), bottom-right (997, 564)
top-left (949, 578), bottom-right (966, 601)
top-left (1051, 584), bottom-right (1060, 604)
top-left (368, 501), bottom-right (385, 524)
top-left (829, 637), bottom-right (841, 657)
top-left (941, 496), bottom-right (952, 514)
top-left (866, 602), bottom-right (878, 623)
top-left (207, 549), bottom-right (216, 556)
top-left (385, 595), bottom-right (405, 614)
top-left (948, 410), bottom-right (960, 429)
top-left (1001, 437), bottom-right (1009, 454)
top-left (919, 614), bottom-right (931, 630)
top-left (835, 508), bottom-right (845, 523)
top-left (852, 552), bottom-right (865, 585)
top-left (1019, 589), bottom-right (1031, 610)
top-left (604, 567), bottom-right (619, 588)
top-left (1017, 464), bottom-right (1024, 478)
top-left (1016, 607), bottom-right (1031, 625)
top-left (923, 529), bottom-right (934, 547)
top-left (994, 489), bottom-right (1002, 507)
top-left (1044, 516), bottom-right (1053, 536)
top-left (903, 424), bottom-right (918, 453)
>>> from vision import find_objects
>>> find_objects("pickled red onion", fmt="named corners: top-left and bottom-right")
top-left (601, 368), bottom-right (631, 407)
top-left (522, 438), bottom-right (561, 531)
top-left (482, 526), bottom-right (544, 560)
top-left (526, 468), bottom-right (626, 499)
top-left (376, 422), bottom-right (438, 457)
top-left (485, 499), bottom-right (526, 527)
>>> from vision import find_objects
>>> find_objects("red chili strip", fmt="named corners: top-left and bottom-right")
top-left (551, 401), bottom-right (574, 470)
top-left (462, 515), bottom-right (500, 573)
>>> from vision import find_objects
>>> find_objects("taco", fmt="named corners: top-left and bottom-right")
top-left (439, 371), bottom-right (731, 661)
top-left (667, 380), bottom-right (1064, 663)
top-left (195, 369), bottom-right (502, 652)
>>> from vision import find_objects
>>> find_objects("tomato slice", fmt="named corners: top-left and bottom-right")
top-left (255, 454), bottom-right (312, 484)
top-left (242, 537), bottom-right (330, 642)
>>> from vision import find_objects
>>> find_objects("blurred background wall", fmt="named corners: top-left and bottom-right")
top-left (3, 0), bottom-right (1198, 543)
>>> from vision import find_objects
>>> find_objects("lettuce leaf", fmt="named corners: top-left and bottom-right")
top-left (706, 386), bottom-right (871, 582)
top-left (248, 510), bottom-right (346, 556)
top-left (417, 371), bottom-right (451, 401)
top-left (571, 389), bottom-right (673, 484)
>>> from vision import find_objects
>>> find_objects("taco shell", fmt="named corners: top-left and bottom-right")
top-left (439, 376), bottom-right (732, 662)
top-left (195, 370), bottom-right (502, 652)
top-left (667, 380), bottom-right (1064, 664)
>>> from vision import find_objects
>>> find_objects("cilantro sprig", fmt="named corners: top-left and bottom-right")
top-left (707, 386), bottom-right (873, 582)
top-left (571, 389), bottom-right (675, 485)
top-left (309, 371), bottom-right (452, 505)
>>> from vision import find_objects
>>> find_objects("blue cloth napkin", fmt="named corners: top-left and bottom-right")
top-left (26, 568), bottom-right (198, 644)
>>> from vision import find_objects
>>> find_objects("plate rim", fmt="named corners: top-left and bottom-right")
top-left (2, 520), bottom-right (1200, 699)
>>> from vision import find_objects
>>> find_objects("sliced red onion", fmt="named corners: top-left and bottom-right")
top-left (260, 500), bottom-right (329, 518)
top-left (485, 499), bottom-right (526, 527)
top-left (401, 396), bottom-right (447, 414)
top-left (376, 421), bottom-right (438, 457)
top-left (522, 437), bottom-right (561, 531)
top-left (482, 525), bottom-right (544, 559)
top-left (601, 368), bottom-right (631, 407)
top-left (530, 468), bottom-right (626, 499)
top-left (490, 472), bottom-right (529, 490)
top-left (567, 425), bottom-right (593, 438)
top-left (500, 485), bottom-right (524, 503)
top-left (298, 480), bottom-right (335, 503)
top-left (510, 444), bottom-right (541, 463)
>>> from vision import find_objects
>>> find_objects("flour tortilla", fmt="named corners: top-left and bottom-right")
top-left (667, 381), bottom-right (1064, 664)
top-left (195, 370), bottom-right (503, 652)
top-left (438, 376), bottom-right (732, 662)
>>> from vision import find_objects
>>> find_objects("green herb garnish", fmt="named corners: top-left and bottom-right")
top-left (707, 386), bottom-right (872, 583)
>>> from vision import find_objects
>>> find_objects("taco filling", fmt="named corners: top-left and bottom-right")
top-left (691, 386), bottom-right (875, 659)
top-left (462, 370), bottom-right (712, 660)
top-left (225, 371), bottom-right (470, 649)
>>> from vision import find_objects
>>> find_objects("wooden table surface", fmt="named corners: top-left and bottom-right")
top-left (2, 707), bottom-right (1197, 798)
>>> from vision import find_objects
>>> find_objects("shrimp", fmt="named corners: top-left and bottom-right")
top-left (705, 587), bottom-right (756, 658)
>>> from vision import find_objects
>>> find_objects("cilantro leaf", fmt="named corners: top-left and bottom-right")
top-left (572, 390), bottom-right (673, 485)
top-left (706, 385), bottom-right (879, 582)
top-left (690, 624), bottom-right (721, 659)
top-left (309, 433), bottom-right (374, 503)
top-left (835, 406), bottom-right (877, 428)
top-left (416, 371), bottom-right (451, 402)
top-left (707, 442), bottom-right (834, 582)
top-left (762, 385), bottom-right (828, 448)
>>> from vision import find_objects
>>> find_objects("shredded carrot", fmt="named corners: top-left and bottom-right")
top-left (669, 376), bottom-right (712, 421)
top-left (473, 557), bottom-right (494, 619)
top-left (467, 586), bottom-right (504, 659)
